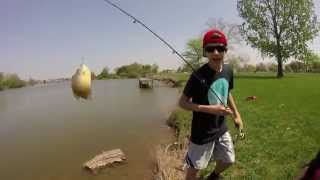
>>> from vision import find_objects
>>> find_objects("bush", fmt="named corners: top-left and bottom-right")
top-left (2, 74), bottom-right (26, 89)
top-left (0, 73), bottom-right (3, 90)
top-left (286, 61), bottom-right (304, 72)
top-left (267, 63), bottom-right (278, 72)
top-left (255, 63), bottom-right (268, 72)
top-left (311, 61), bottom-right (320, 73)
top-left (241, 64), bottom-right (256, 72)
top-left (226, 56), bottom-right (241, 72)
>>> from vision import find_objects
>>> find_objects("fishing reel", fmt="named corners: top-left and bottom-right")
top-left (235, 123), bottom-right (245, 140)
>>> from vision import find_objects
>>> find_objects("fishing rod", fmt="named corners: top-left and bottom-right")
top-left (102, 0), bottom-right (226, 107)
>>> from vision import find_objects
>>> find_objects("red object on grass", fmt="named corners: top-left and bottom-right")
top-left (246, 96), bottom-right (257, 101)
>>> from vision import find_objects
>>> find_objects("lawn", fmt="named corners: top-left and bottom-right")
top-left (168, 72), bottom-right (320, 179)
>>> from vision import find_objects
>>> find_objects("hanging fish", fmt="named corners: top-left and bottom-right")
top-left (71, 64), bottom-right (92, 99)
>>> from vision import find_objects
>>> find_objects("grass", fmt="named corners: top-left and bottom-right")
top-left (167, 72), bottom-right (320, 179)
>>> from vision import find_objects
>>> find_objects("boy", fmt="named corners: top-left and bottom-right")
top-left (179, 29), bottom-right (244, 180)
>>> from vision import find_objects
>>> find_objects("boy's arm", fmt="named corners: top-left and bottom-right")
top-left (228, 93), bottom-right (244, 129)
top-left (179, 94), bottom-right (232, 115)
top-left (179, 94), bottom-right (200, 112)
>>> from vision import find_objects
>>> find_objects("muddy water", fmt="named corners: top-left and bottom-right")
top-left (0, 79), bottom-right (179, 180)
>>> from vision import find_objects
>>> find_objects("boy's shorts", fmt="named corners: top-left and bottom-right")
top-left (185, 131), bottom-right (235, 170)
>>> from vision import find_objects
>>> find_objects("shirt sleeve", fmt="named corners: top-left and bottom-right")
top-left (183, 73), bottom-right (198, 98)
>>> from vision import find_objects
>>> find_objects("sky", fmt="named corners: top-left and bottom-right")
top-left (2, 0), bottom-right (320, 80)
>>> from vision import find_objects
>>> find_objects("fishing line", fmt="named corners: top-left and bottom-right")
top-left (102, 0), bottom-right (226, 107)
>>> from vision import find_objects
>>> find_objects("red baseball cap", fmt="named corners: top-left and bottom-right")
top-left (203, 29), bottom-right (227, 48)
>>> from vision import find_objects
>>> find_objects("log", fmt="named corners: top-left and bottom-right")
top-left (83, 149), bottom-right (126, 173)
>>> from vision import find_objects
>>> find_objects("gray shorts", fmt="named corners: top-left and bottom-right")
top-left (185, 131), bottom-right (235, 170)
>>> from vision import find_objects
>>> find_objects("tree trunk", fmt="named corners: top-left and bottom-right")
top-left (276, 36), bottom-right (284, 78)
top-left (277, 57), bottom-right (284, 78)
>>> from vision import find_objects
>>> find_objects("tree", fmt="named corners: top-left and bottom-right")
top-left (116, 63), bottom-right (140, 78)
top-left (256, 63), bottom-right (268, 72)
top-left (311, 60), bottom-right (320, 72)
top-left (181, 38), bottom-right (203, 72)
top-left (0, 72), bottom-right (3, 81)
top-left (0, 72), bottom-right (3, 90)
top-left (237, 0), bottom-right (320, 78)
top-left (226, 55), bottom-right (242, 72)
top-left (308, 52), bottom-right (320, 72)
top-left (303, 51), bottom-right (320, 72)
top-left (114, 62), bottom-right (158, 78)
top-left (241, 64), bottom-right (256, 72)
top-left (28, 78), bottom-right (38, 86)
top-left (266, 63), bottom-right (278, 72)
top-left (286, 61), bottom-right (304, 72)
top-left (97, 67), bottom-right (110, 79)
top-left (151, 63), bottom-right (159, 74)
top-left (2, 74), bottom-right (26, 88)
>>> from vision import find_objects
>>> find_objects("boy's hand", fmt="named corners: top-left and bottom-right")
top-left (205, 105), bottom-right (234, 116)
top-left (234, 117), bottom-right (245, 139)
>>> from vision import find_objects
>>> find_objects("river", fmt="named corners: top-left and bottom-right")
top-left (0, 79), bottom-right (180, 180)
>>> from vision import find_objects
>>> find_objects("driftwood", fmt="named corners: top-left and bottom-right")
top-left (83, 149), bottom-right (126, 173)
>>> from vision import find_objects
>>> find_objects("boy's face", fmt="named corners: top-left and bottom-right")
top-left (205, 45), bottom-right (227, 62)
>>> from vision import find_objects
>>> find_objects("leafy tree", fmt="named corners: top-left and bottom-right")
top-left (97, 67), bottom-right (110, 79)
top-left (181, 38), bottom-right (203, 72)
top-left (308, 53), bottom-right (320, 72)
top-left (141, 64), bottom-right (152, 77)
top-left (303, 51), bottom-right (320, 72)
top-left (2, 74), bottom-right (26, 88)
top-left (256, 63), bottom-right (268, 72)
top-left (286, 61), bottom-right (304, 72)
top-left (226, 55), bottom-right (242, 72)
top-left (28, 78), bottom-right (38, 86)
top-left (311, 60), bottom-right (320, 72)
top-left (237, 0), bottom-right (320, 77)
top-left (114, 62), bottom-right (159, 78)
top-left (267, 63), bottom-right (278, 72)
top-left (0, 72), bottom-right (3, 90)
top-left (0, 72), bottom-right (3, 82)
top-left (151, 63), bottom-right (159, 74)
top-left (241, 64), bottom-right (256, 72)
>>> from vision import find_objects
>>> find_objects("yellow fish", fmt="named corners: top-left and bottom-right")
top-left (71, 64), bottom-right (91, 99)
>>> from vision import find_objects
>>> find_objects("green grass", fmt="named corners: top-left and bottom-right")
top-left (169, 72), bottom-right (320, 179)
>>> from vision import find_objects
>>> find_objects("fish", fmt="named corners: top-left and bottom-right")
top-left (71, 64), bottom-right (92, 99)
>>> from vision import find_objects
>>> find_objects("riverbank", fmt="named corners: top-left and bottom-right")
top-left (152, 73), bottom-right (190, 180)
top-left (153, 108), bottom-right (191, 180)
